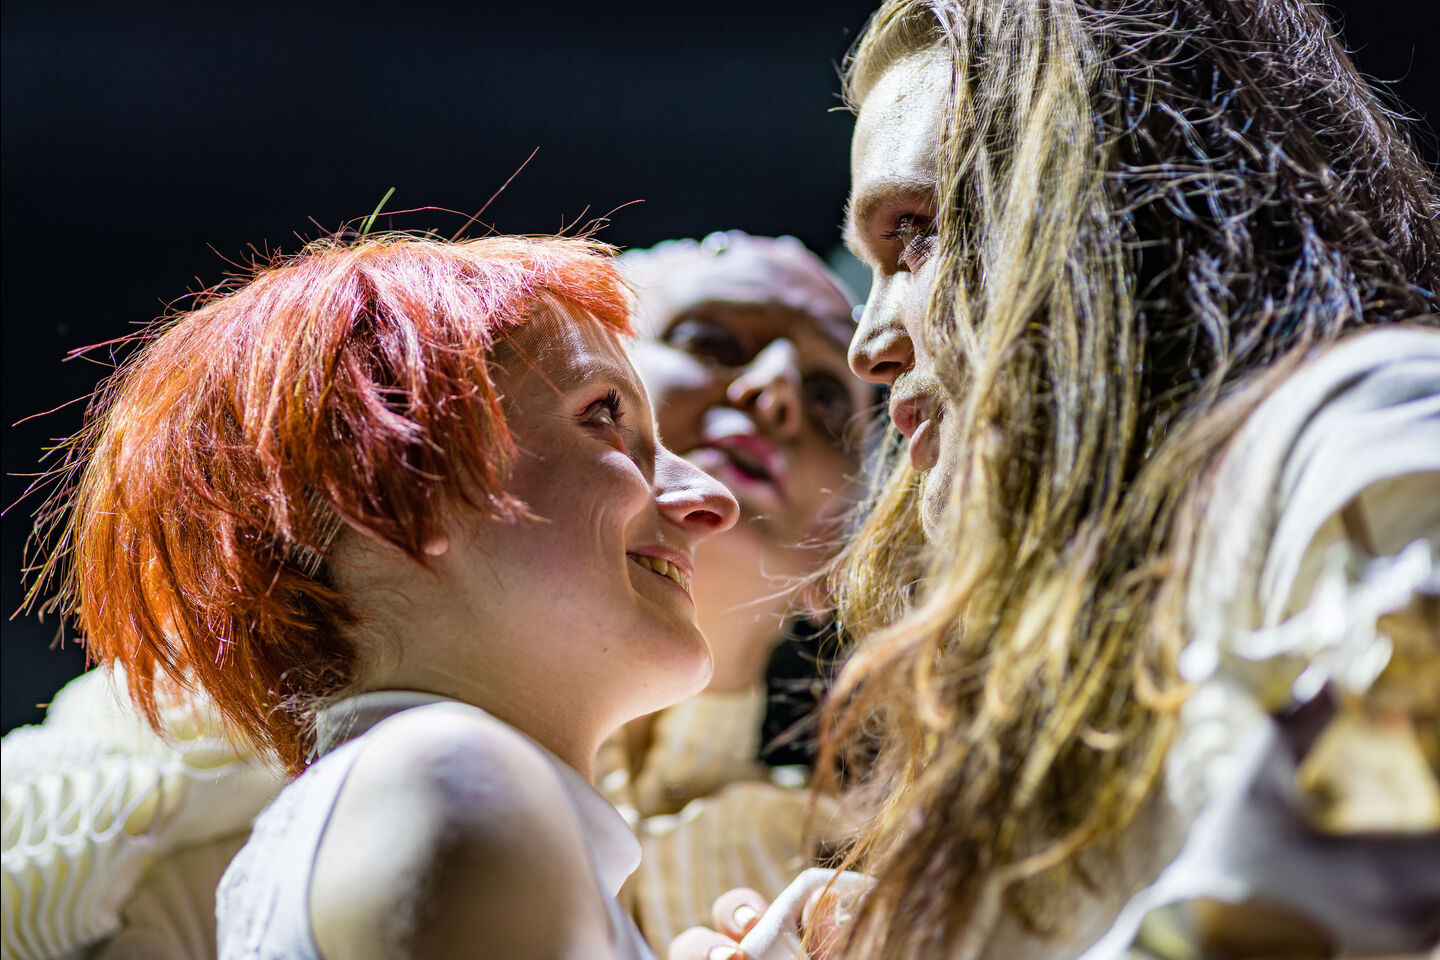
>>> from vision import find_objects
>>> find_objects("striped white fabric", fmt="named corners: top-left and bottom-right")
top-left (597, 687), bottom-right (848, 954)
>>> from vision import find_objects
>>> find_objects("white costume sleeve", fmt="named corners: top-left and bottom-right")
top-left (1, 670), bottom-right (284, 960)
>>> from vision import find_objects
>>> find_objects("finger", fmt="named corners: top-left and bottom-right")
top-left (800, 871), bottom-right (874, 960)
top-left (669, 925), bottom-right (753, 960)
top-left (712, 887), bottom-right (769, 940)
top-left (735, 869), bottom-right (837, 960)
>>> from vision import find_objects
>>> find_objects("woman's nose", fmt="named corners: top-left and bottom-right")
top-left (726, 339), bottom-right (802, 437)
top-left (654, 448), bottom-right (740, 540)
top-left (848, 282), bottom-right (914, 385)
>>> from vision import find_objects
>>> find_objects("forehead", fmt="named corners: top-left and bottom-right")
top-left (502, 314), bottom-right (640, 395)
top-left (849, 48), bottom-right (949, 231)
top-left (632, 246), bottom-right (855, 351)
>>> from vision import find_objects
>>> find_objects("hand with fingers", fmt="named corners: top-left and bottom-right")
top-left (668, 869), bottom-right (873, 960)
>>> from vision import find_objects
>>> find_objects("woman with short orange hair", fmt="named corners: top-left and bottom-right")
top-left (28, 234), bottom-right (739, 959)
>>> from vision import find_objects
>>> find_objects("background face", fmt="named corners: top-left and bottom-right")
top-left (629, 242), bottom-right (867, 555)
top-left (2, 0), bottom-right (1434, 733)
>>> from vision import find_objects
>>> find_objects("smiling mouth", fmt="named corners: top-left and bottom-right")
top-left (628, 554), bottom-right (692, 594)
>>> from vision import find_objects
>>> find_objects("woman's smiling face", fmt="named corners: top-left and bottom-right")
top-left (440, 316), bottom-right (739, 719)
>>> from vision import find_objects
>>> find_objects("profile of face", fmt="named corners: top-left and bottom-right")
top-left (625, 236), bottom-right (871, 608)
top-left (431, 318), bottom-right (740, 720)
top-left (845, 48), bottom-right (957, 541)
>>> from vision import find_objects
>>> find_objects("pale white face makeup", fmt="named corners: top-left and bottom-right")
top-left (628, 243), bottom-right (868, 577)
top-left (845, 48), bottom-right (958, 541)
top-left (624, 240), bottom-right (870, 691)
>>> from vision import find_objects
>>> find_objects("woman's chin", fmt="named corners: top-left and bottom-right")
top-left (628, 623), bottom-right (714, 715)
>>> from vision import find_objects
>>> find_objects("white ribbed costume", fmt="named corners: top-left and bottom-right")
top-left (1, 671), bottom-right (282, 960)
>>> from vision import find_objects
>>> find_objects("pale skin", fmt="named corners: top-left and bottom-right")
top-left (667, 51), bottom-right (954, 960)
top-left (626, 238), bottom-right (870, 692)
top-left (310, 707), bottom-right (615, 960)
top-left (844, 48), bottom-right (958, 540)
top-left (309, 318), bottom-right (739, 960)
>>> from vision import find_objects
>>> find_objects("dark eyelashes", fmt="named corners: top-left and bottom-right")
top-left (881, 214), bottom-right (937, 270)
top-left (580, 387), bottom-right (636, 455)
top-left (881, 215), bottom-right (937, 250)
top-left (880, 213), bottom-right (932, 241)
top-left (580, 388), bottom-right (625, 428)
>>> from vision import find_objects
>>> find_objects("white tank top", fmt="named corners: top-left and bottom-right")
top-left (215, 691), bottom-right (656, 960)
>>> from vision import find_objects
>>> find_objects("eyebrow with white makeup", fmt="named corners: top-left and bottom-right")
top-left (843, 179), bottom-right (938, 262)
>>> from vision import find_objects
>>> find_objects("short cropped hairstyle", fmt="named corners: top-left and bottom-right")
top-left (30, 235), bottom-right (631, 774)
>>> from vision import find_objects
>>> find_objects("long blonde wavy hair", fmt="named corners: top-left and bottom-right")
top-left (818, 1), bottom-right (1440, 956)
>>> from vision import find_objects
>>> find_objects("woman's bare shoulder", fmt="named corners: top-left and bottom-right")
top-left (310, 704), bottom-right (610, 960)
top-left (349, 703), bottom-right (568, 804)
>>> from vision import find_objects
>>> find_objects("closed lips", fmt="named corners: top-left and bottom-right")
top-left (888, 390), bottom-right (943, 471)
top-left (888, 394), bottom-right (934, 438)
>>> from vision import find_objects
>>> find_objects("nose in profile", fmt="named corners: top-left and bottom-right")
top-left (654, 449), bottom-right (740, 539)
top-left (726, 338), bottom-right (802, 436)
top-left (848, 286), bottom-right (914, 385)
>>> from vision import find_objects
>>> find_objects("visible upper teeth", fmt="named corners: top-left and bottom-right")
top-left (629, 554), bottom-right (690, 592)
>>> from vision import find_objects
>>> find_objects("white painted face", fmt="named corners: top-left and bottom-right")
top-left (845, 48), bottom-right (958, 541)
top-left (626, 240), bottom-right (870, 598)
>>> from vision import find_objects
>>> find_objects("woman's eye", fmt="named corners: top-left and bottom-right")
top-left (803, 374), bottom-right (855, 440)
top-left (881, 214), bottom-right (937, 272)
top-left (582, 390), bottom-right (625, 437)
top-left (662, 317), bottom-right (749, 367)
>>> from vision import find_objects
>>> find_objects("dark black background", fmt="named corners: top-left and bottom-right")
top-left (3, 0), bottom-right (1434, 734)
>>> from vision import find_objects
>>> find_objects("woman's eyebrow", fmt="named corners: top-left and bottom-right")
top-left (568, 358), bottom-right (650, 414)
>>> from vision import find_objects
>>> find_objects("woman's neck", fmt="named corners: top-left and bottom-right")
top-left (353, 665), bottom-right (608, 783)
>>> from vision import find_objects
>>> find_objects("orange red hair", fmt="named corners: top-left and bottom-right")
top-left (38, 235), bottom-right (631, 773)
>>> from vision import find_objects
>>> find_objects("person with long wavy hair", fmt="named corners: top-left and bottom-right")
top-left (674, 2), bottom-right (1439, 959)
top-left (831, 1), bottom-right (1440, 957)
